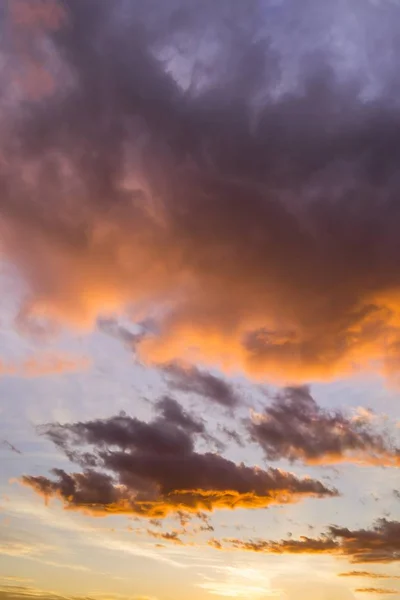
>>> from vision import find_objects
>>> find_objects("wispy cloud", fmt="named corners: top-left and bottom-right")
top-left (0, 354), bottom-right (90, 378)
top-left (340, 572), bottom-right (400, 580)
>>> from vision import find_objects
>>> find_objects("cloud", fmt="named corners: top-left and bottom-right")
top-left (161, 363), bottom-right (240, 407)
top-left (0, 353), bottom-right (90, 377)
top-left (97, 318), bottom-right (144, 349)
top-left (146, 530), bottom-right (184, 545)
top-left (0, 536), bottom-right (52, 558)
top-left (355, 588), bottom-right (399, 595)
top-left (0, 541), bottom-right (38, 557)
top-left (5, 0), bottom-right (67, 102)
top-left (1, 440), bottom-right (22, 454)
top-left (154, 396), bottom-right (205, 435)
top-left (272, 577), bottom-right (357, 600)
top-left (211, 518), bottom-right (400, 563)
top-left (340, 572), bottom-right (400, 580)
top-left (4, 1), bottom-right (400, 381)
top-left (0, 581), bottom-right (110, 600)
top-left (21, 410), bottom-right (337, 518)
top-left (248, 386), bottom-right (400, 466)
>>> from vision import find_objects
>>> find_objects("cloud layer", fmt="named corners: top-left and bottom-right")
top-left (4, 1), bottom-right (400, 380)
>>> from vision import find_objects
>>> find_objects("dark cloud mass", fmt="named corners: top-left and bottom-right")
top-left (155, 395), bottom-right (205, 435)
top-left (21, 409), bottom-right (337, 517)
top-left (248, 386), bottom-right (400, 466)
top-left (213, 519), bottom-right (400, 563)
top-left (161, 363), bottom-right (240, 407)
top-left (3, 1), bottom-right (400, 380)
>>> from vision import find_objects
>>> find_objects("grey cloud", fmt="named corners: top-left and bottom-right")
top-left (22, 410), bottom-right (337, 517)
top-left (248, 386), bottom-right (400, 466)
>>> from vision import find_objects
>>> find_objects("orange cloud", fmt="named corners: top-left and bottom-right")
top-left (210, 519), bottom-right (400, 563)
top-left (5, 1), bottom-right (400, 383)
top-left (21, 468), bottom-right (335, 519)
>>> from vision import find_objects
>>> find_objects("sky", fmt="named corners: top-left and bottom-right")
top-left (0, 1), bottom-right (400, 599)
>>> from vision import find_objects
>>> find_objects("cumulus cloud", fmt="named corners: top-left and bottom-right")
top-left (211, 518), bottom-right (400, 563)
top-left (248, 386), bottom-right (400, 466)
top-left (21, 408), bottom-right (337, 518)
top-left (4, 1), bottom-right (400, 380)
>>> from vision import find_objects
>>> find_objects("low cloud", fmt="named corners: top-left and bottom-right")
top-left (248, 386), bottom-right (400, 466)
top-left (210, 518), bottom-right (400, 563)
top-left (21, 408), bottom-right (337, 518)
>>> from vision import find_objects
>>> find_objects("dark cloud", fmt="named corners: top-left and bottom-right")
top-left (3, 1), bottom-right (400, 380)
top-left (21, 411), bottom-right (337, 518)
top-left (212, 519), bottom-right (400, 563)
top-left (155, 396), bottom-right (205, 435)
top-left (394, 490), bottom-right (400, 500)
top-left (248, 386), bottom-right (400, 466)
top-left (161, 363), bottom-right (240, 407)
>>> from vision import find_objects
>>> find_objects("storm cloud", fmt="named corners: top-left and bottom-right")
top-left (3, 1), bottom-right (400, 380)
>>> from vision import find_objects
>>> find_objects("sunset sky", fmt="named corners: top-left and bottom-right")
top-left (0, 1), bottom-right (400, 600)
